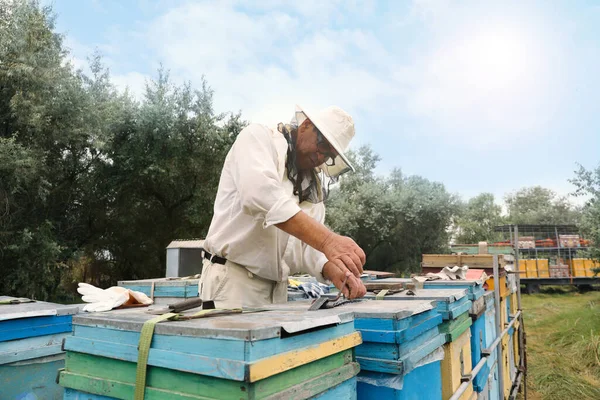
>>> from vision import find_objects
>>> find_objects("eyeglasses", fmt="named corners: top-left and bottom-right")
top-left (316, 129), bottom-right (337, 167)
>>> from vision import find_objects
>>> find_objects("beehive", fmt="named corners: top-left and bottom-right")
top-left (0, 296), bottom-right (79, 399)
top-left (59, 307), bottom-right (362, 399)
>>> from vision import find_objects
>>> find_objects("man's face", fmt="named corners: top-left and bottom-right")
top-left (295, 119), bottom-right (338, 170)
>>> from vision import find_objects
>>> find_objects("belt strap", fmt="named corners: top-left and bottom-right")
top-left (134, 312), bottom-right (178, 400)
top-left (204, 251), bottom-right (227, 265)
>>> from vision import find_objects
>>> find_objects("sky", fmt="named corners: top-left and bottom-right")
top-left (46, 0), bottom-right (600, 204)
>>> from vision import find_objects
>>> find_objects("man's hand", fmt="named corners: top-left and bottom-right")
top-left (320, 233), bottom-right (366, 278)
top-left (323, 261), bottom-right (367, 299)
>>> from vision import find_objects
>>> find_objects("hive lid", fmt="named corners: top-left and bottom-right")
top-left (0, 296), bottom-right (79, 321)
top-left (72, 307), bottom-right (354, 340)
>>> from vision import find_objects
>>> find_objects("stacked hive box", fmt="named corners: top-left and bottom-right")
top-left (118, 277), bottom-right (200, 305)
top-left (469, 292), bottom-right (498, 398)
top-left (59, 307), bottom-right (361, 399)
top-left (518, 259), bottom-right (550, 278)
top-left (0, 296), bottom-right (79, 399)
top-left (265, 299), bottom-right (446, 399)
top-left (325, 288), bottom-right (474, 399)
top-left (569, 259), bottom-right (600, 277)
top-left (480, 292), bottom-right (500, 400)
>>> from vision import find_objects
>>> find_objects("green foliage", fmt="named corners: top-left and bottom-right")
top-left (571, 163), bottom-right (600, 261)
top-left (454, 193), bottom-right (504, 244)
top-left (504, 186), bottom-right (580, 225)
top-left (326, 146), bottom-right (460, 274)
top-left (0, 0), bottom-right (244, 300)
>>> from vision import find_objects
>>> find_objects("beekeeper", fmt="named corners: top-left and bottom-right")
top-left (200, 105), bottom-right (367, 308)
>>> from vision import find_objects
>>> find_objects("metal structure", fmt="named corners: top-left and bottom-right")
top-left (447, 254), bottom-right (526, 400)
top-left (165, 239), bottom-right (204, 278)
top-left (494, 224), bottom-right (600, 293)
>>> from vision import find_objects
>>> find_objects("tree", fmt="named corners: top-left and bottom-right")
top-left (454, 193), bottom-right (504, 244)
top-left (571, 163), bottom-right (600, 262)
top-left (504, 186), bottom-right (580, 225)
top-left (0, 1), bottom-right (244, 299)
top-left (326, 145), bottom-right (459, 274)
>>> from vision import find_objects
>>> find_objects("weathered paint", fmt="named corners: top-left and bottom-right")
top-left (61, 349), bottom-right (354, 399)
top-left (357, 359), bottom-right (442, 400)
top-left (248, 332), bottom-right (362, 382)
top-left (0, 355), bottom-right (65, 400)
top-left (441, 329), bottom-right (474, 400)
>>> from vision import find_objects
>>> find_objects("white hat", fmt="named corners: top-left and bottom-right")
top-left (295, 104), bottom-right (355, 176)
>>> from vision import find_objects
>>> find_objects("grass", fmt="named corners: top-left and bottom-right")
top-left (521, 287), bottom-right (600, 399)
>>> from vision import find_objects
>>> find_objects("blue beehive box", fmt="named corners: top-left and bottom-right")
top-left (59, 306), bottom-right (361, 399)
top-left (326, 289), bottom-right (471, 321)
top-left (0, 296), bottom-right (79, 400)
top-left (117, 277), bottom-right (199, 305)
top-left (421, 279), bottom-right (486, 301)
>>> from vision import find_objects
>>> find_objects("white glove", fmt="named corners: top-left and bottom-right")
top-left (77, 283), bottom-right (152, 312)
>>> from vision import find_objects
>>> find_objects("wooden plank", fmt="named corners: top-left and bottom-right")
top-left (364, 282), bottom-right (404, 291)
top-left (442, 299), bottom-right (473, 321)
top-left (0, 332), bottom-right (69, 365)
top-left (61, 363), bottom-right (359, 400)
top-left (64, 349), bottom-right (354, 399)
top-left (261, 363), bottom-right (358, 400)
top-left (307, 377), bottom-right (357, 400)
top-left (0, 314), bottom-right (71, 333)
top-left (0, 322), bottom-right (72, 342)
top-left (359, 313), bottom-right (443, 344)
top-left (354, 309), bottom-right (439, 332)
top-left (356, 326), bottom-right (439, 360)
top-left (446, 314), bottom-right (472, 343)
top-left (356, 333), bottom-right (445, 375)
top-left (60, 371), bottom-right (212, 400)
top-left (248, 332), bottom-right (362, 382)
top-left (439, 312), bottom-right (470, 334)
top-left (72, 321), bottom-right (355, 361)
top-left (0, 296), bottom-right (79, 321)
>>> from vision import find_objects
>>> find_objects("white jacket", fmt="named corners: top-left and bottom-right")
top-left (203, 123), bottom-right (329, 283)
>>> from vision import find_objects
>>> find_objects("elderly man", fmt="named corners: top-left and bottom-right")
top-left (200, 105), bottom-right (367, 308)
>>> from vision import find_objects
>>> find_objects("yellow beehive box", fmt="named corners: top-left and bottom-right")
top-left (518, 259), bottom-right (527, 276)
top-left (500, 297), bottom-right (508, 327)
top-left (486, 275), bottom-right (509, 298)
top-left (584, 259), bottom-right (600, 277)
top-left (502, 335), bottom-right (512, 399)
top-left (525, 259), bottom-right (538, 278)
top-left (513, 326), bottom-right (520, 368)
top-left (571, 258), bottom-right (587, 277)
top-left (510, 292), bottom-right (518, 316)
top-left (536, 259), bottom-right (550, 278)
top-left (441, 329), bottom-right (474, 400)
top-left (422, 254), bottom-right (507, 269)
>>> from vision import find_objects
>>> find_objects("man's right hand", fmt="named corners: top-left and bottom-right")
top-left (323, 261), bottom-right (367, 299)
top-left (320, 233), bottom-right (366, 278)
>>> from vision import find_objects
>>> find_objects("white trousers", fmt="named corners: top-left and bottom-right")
top-left (199, 258), bottom-right (287, 308)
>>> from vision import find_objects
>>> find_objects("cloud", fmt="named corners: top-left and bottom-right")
top-left (141, 1), bottom-right (393, 131)
top-left (111, 71), bottom-right (149, 100)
